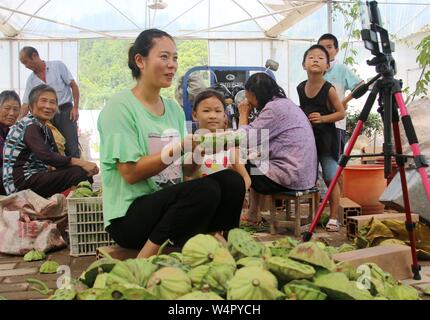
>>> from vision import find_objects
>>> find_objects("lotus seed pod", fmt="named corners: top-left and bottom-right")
top-left (39, 260), bottom-right (60, 274)
top-left (266, 256), bottom-right (316, 282)
top-left (268, 246), bottom-right (292, 259)
top-left (236, 257), bottom-right (266, 269)
top-left (23, 250), bottom-right (45, 262)
top-left (314, 272), bottom-right (373, 300)
top-left (182, 234), bottom-right (222, 267)
top-left (202, 263), bottom-right (235, 295)
top-left (107, 259), bottom-right (158, 288)
top-left (384, 284), bottom-right (420, 300)
top-left (178, 291), bottom-right (224, 300)
top-left (334, 262), bottom-right (359, 281)
top-left (227, 228), bottom-right (262, 259)
top-left (227, 267), bottom-right (284, 300)
top-left (77, 181), bottom-right (93, 190)
top-left (147, 267), bottom-right (192, 300)
top-left (288, 242), bottom-right (335, 271)
top-left (271, 236), bottom-right (299, 249)
top-left (283, 280), bottom-right (327, 300)
top-left (337, 243), bottom-right (356, 253)
top-left (79, 258), bottom-right (119, 288)
top-left (188, 265), bottom-right (211, 287)
top-left (77, 288), bottom-right (105, 300)
top-left (211, 247), bottom-right (236, 271)
top-left (49, 288), bottom-right (76, 300)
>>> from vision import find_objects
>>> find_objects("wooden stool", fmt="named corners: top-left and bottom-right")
top-left (268, 187), bottom-right (320, 237)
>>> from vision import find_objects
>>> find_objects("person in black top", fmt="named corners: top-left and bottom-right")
top-left (297, 44), bottom-right (345, 232)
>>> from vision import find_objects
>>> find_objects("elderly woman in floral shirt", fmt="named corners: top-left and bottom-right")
top-left (0, 90), bottom-right (21, 195)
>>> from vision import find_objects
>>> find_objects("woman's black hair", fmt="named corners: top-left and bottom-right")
top-left (128, 29), bottom-right (175, 79)
top-left (193, 89), bottom-right (225, 111)
top-left (302, 44), bottom-right (330, 65)
top-left (244, 73), bottom-right (286, 109)
top-left (0, 90), bottom-right (21, 107)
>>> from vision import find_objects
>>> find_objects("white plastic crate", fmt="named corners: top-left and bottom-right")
top-left (67, 195), bottom-right (115, 256)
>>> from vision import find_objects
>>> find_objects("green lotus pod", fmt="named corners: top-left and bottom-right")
top-left (178, 291), bottom-right (224, 300)
top-left (212, 247), bottom-right (236, 271)
top-left (227, 267), bottom-right (284, 300)
top-left (23, 249), bottom-right (45, 262)
top-left (227, 228), bottom-right (262, 259)
top-left (182, 234), bottom-right (222, 267)
top-left (268, 247), bottom-right (292, 258)
top-left (199, 134), bottom-right (226, 152)
top-left (39, 260), bottom-right (60, 274)
top-left (150, 254), bottom-right (190, 272)
top-left (334, 262), bottom-right (359, 281)
top-left (260, 245), bottom-right (272, 260)
top-left (201, 263), bottom-right (235, 295)
top-left (147, 267), bottom-right (192, 300)
top-left (121, 287), bottom-right (158, 300)
top-left (359, 263), bottom-right (397, 293)
top-left (314, 272), bottom-right (373, 300)
top-left (168, 252), bottom-right (183, 262)
top-left (77, 288), bottom-right (105, 300)
top-left (314, 241), bottom-right (326, 250)
top-left (377, 239), bottom-right (407, 247)
top-left (93, 273), bottom-right (109, 289)
top-left (324, 246), bottom-right (339, 257)
top-left (95, 284), bottom-right (157, 300)
top-left (271, 236), bottom-right (299, 249)
top-left (188, 265), bottom-right (210, 287)
top-left (74, 187), bottom-right (94, 197)
top-left (79, 258), bottom-right (119, 288)
top-left (49, 288), bottom-right (76, 300)
top-left (288, 242), bottom-right (335, 271)
top-left (266, 256), bottom-right (316, 282)
top-left (237, 257), bottom-right (266, 269)
top-left (384, 284), bottom-right (420, 300)
top-left (337, 243), bottom-right (356, 253)
top-left (77, 181), bottom-right (93, 190)
top-left (283, 280), bottom-right (327, 300)
top-left (424, 285), bottom-right (430, 296)
top-left (107, 259), bottom-right (158, 288)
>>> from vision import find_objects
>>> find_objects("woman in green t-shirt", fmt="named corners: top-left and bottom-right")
top-left (98, 29), bottom-right (247, 258)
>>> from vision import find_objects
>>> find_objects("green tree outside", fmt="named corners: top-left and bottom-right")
top-left (78, 39), bottom-right (208, 110)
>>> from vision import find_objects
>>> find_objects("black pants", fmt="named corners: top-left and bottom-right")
top-left (52, 103), bottom-right (80, 158)
top-left (107, 169), bottom-right (246, 250)
top-left (245, 163), bottom-right (294, 195)
top-left (18, 166), bottom-right (88, 198)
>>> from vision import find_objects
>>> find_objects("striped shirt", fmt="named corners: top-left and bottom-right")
top-left (2, 114), bottom-right (71, 195)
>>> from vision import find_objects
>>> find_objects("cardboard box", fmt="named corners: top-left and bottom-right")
top-left (332, 245), bottom-right (413, 280)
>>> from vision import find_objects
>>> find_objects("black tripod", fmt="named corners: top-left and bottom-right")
top-left (303, 1), bottom-right (430, 280)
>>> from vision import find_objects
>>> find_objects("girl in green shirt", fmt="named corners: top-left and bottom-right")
top-left (98, 29), bottom-right (247, 258)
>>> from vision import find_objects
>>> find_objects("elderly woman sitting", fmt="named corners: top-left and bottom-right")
top-left (2, 84), bottom-right (99, 198)
top-left (0, 91), bottom-right (21, 195)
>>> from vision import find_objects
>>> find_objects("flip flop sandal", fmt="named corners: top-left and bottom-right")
top-left (325, 219), bottom-right (340, 232)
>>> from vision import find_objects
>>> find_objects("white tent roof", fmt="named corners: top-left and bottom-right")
top-left (0, 0), bottom-right (429, 40)
top-left (0, 0), bottom-right (326, 40)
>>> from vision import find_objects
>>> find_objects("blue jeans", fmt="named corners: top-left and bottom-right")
top-left (319, 155), bottom-right (338, 185)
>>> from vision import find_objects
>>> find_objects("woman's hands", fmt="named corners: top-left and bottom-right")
top-left (238, 99), bottom-right (253, 126)
top-left (71, 158), bottom-right (99, 177)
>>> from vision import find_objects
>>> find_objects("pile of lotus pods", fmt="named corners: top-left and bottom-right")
top-left (46, 228), bottom-right (422, 300)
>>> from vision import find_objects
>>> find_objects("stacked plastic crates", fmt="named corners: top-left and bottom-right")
top-left (67, 194), bottom-right (115, 256)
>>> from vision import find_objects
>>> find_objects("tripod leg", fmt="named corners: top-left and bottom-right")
top-left (394, 93), bottom-right (430, 203)
top-left (391, 101), bottom-right (421, 280)
top-left (303, 85), bottom-right (379, 242)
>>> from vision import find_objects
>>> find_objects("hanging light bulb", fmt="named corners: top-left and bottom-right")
top-left (148, 0), bottom-right (168, 10)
